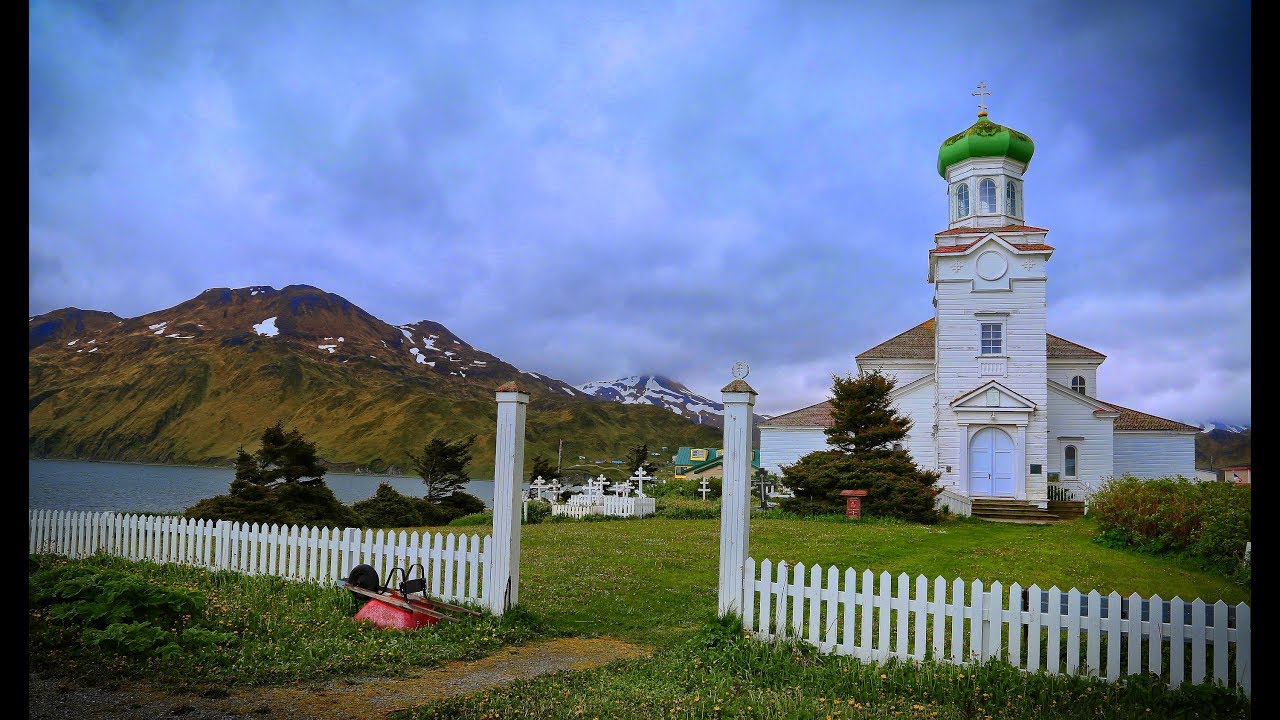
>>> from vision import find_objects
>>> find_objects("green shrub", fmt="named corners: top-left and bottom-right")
top-left (780, 450), bottom-right (941, 523)
top-left (648, 477), bottom-right (721, 499)
top-left (352, 482), bottom-right (429, 527)
top-left (1090, 475), bottom-right (1250, 584)
top-left (524, 499), bottom-right (553, 524)
top-left (184, 479), bottom-right (362, 528)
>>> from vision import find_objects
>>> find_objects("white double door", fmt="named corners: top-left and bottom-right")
top-left (969, 427), bottom-right (1016, 497)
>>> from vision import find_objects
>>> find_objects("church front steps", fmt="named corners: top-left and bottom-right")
top-left (970, 498), bottom-right (1064, 524)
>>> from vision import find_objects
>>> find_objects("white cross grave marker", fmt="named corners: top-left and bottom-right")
top-left (699, 477), bottom-right (710, 500)
top-left (530, 476), bottom-right (550, 501)
top-left (632, 467), bottom-right (649, 497)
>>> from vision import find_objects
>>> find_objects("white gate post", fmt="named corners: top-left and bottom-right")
top-left (718, 363), bottom-right (757, 618)
top-left (488, 382), bottom-right (529, 615)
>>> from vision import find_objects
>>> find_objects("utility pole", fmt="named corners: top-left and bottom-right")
top-left (557, 439), bottom-right (564, 472)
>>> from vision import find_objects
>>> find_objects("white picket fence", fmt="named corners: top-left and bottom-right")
top-left (28, 510), bottom-right (491, 607)
top-left (550, 496), bottom-right (656, 518)
top-left (742, 558), bottom-right (1250, 698)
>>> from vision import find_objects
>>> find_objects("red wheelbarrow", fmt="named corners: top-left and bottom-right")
top-left (342, 562), bottom-right (481, 630)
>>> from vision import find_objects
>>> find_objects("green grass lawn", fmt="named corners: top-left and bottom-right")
top-left (30, 511), bottom-right (1250, 719)
top-left (424, 512), bottom-right (1249, 649)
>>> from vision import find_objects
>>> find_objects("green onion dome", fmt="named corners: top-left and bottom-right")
top-left (937, 112), bottom-right (1035, 178)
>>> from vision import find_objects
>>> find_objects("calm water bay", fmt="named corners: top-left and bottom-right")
top-left (28, 458), bottom-right (500, 514)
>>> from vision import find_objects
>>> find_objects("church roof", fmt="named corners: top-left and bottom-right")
top-left (935, 225), bottom-right (1048, 236)
top-left (855, 319), bottom-right (1106, 360)
top-left (759, 400), bottom-right (834, 427)
top-left (931, 241), bottom-right (1055, 254)
top-left (1102, 402), bottom-right (1201, 432)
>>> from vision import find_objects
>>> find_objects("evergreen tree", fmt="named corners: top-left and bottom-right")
top-left (782, 370), bottom-right (941, 523)
top-left (626, 443), bottom-right (658, 476)
top-left (407, 435), bottom-right (476, 502)
top-left (236, 420), bottom-right (328, 486)
top-left (527, 455), bottom-right (561, 483)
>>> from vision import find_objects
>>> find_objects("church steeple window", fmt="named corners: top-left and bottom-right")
top-left (1071, 376), bottom-right (1086, 394)
top-left (1006, 180), bottom-right (1018, 217)
top-left (979, 178), bottom-right (997, 213)
top-left (954, 183), bottom-right (970, 219)
top-left (980, 322), bottom-right (1003, 355)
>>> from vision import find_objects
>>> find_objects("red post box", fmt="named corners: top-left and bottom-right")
top-left (839, 489), bottom-right (868, 519)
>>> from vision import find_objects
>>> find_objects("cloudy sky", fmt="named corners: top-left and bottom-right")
top-left (29, 0), bottom-right (1250, 425)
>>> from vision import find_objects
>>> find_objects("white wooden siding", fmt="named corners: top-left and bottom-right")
top-left (760, 427), bottom-right (830, 475)
top-left (1113, 433), bottom-right (1197, 479)
top-left (1046, 387), bottom-right (1114, 495)
top-left (934, 275), bottom-right (1047, 499)
top-left (1047, 363), bottom-right (1100, 398)
top-left (892, 378), bottom-right (936, 470)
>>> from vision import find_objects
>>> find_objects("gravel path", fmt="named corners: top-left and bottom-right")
top-left (28, 637), bottom-right (649, 720)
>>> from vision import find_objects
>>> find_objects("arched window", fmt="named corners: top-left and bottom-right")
top-left (979, 178), bottom-right (997, 213)
top-left (1006, 181), bottom-right (1018, 216)
top-left (1064, 445), bottom-right (1078, 477)
top-left (1071, 376), bottom-right (1086, 394)
top-left (954, 183), bottom-right (970, 219)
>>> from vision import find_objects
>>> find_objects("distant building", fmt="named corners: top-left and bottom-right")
top-left (1194, 468), bottom-right (1219, 483)
top-left (672, 447), bottom-right (760, 479)
top-left (1222, 466), bottom-right (1251, 485)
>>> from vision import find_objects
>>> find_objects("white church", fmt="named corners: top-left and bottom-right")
top-left (760, 96), bottom-right (1199, 516)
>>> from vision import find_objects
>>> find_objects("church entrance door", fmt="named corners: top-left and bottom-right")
top-left (969, 427), bottom-right (1015, 497)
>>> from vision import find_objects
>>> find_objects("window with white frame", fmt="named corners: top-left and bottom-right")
top-left (1064, 445), bottom-right (1078, 477)
top-left (979, 178), bottom-right (997, 213)
top-left (954, 183), bottom-right (970, 219)
top-left (1005, 180), bottom-right (1018, 216)
top-left (1071, 375), bottom-right (1086, 394)
top-left (980, 322), bottom-right (1003, 355)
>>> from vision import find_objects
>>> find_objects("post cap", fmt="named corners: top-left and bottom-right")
top-left (839, 489), bottom-right (869, 497)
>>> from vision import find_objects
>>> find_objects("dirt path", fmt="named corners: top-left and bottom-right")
top-left (28, 637), bottom-right (649, 720)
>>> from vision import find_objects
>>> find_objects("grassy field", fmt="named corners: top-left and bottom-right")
top-left (432, 510), bottom-right (1249, 649)
top-left (29, 511), bottom-right (1251, 718)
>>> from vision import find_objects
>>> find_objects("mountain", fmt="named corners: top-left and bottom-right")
top-left (575, 374), bottom-right (768, 428)
top-left (1192, 421), bottom-right (1250, 434)
top-left (1195, 428), bottom-right (1251, 470)
top-left (29, 285), bottom-right (720, 473)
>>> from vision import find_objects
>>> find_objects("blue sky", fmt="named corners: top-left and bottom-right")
top-left (29, 0), bottom-right (1250, 425)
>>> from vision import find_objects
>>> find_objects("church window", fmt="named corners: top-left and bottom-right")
top-left (1071, 376), bottom-right (1086, 394)
top-left (980, 322), bottom-right (1003, 355)
top-left (954, 183), bottom-right (970, 219)
top-left (979, 178), bottom-right (997, 213)
top-left (1006, 181), bottom-right (1018, 216)
top-left (1064, 445), bottom-right (1078, 477)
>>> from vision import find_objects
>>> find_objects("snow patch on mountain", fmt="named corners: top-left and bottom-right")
top-left (1194, 421), bottom-right (1250, 434)
top-left (576, 375), bottom-right (730, 426)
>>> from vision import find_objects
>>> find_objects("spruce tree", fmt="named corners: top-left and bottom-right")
top-left (527, 455), bottom-right (561, 483)
top-left (407, 435), bottom-right (476, 502)
top-left (625, 443), bottom-right (658, 476)
top-left (781, 370), bottom-right (940, 523)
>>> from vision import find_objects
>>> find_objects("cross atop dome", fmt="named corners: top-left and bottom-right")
top-left (972, 81), bottom-right (991, 117)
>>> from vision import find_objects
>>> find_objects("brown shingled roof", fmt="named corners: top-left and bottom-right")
top-left (855, 319), bottom-right (1105, 360)
top-left (931, 242), bottom-right (1054, 254)
top-left (935, 224), bottom-right (1049, 236)
top-left (760, 400), bottom-right (833, 427)
top-left (1102, 402), bottom-right (1201, 432)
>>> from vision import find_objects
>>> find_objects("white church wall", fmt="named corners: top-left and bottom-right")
top-left (934, 273), bottom-right (1048, 500)
top-left (892, 378), bottom-right (937, 471)
top-left (854, 360), bottom-right (933, 388)
top-left (758, 427), bottom-right (829, 475)
top-left (1046, 389), bottom-right (1114, 496)
top-left (1047, 362), bottom-right (1100, 398)
top-left (1113, 432), bottom-right (1197, 480)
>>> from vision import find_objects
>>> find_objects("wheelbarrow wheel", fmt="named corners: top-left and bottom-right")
top-left (347, 563), bottom-right (380, 606)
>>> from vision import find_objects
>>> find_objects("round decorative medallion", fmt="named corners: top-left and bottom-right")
top-left (975, 251), bottom-right (1008, 281)
top-left (731, 361), bottom-right (750, 380)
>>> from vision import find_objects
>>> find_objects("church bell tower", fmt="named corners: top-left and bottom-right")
top-left (928, 83), bottom-right (1054, 508)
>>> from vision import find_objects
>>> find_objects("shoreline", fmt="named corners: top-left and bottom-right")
top-left (28, 457), bottom-right (494, 483)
